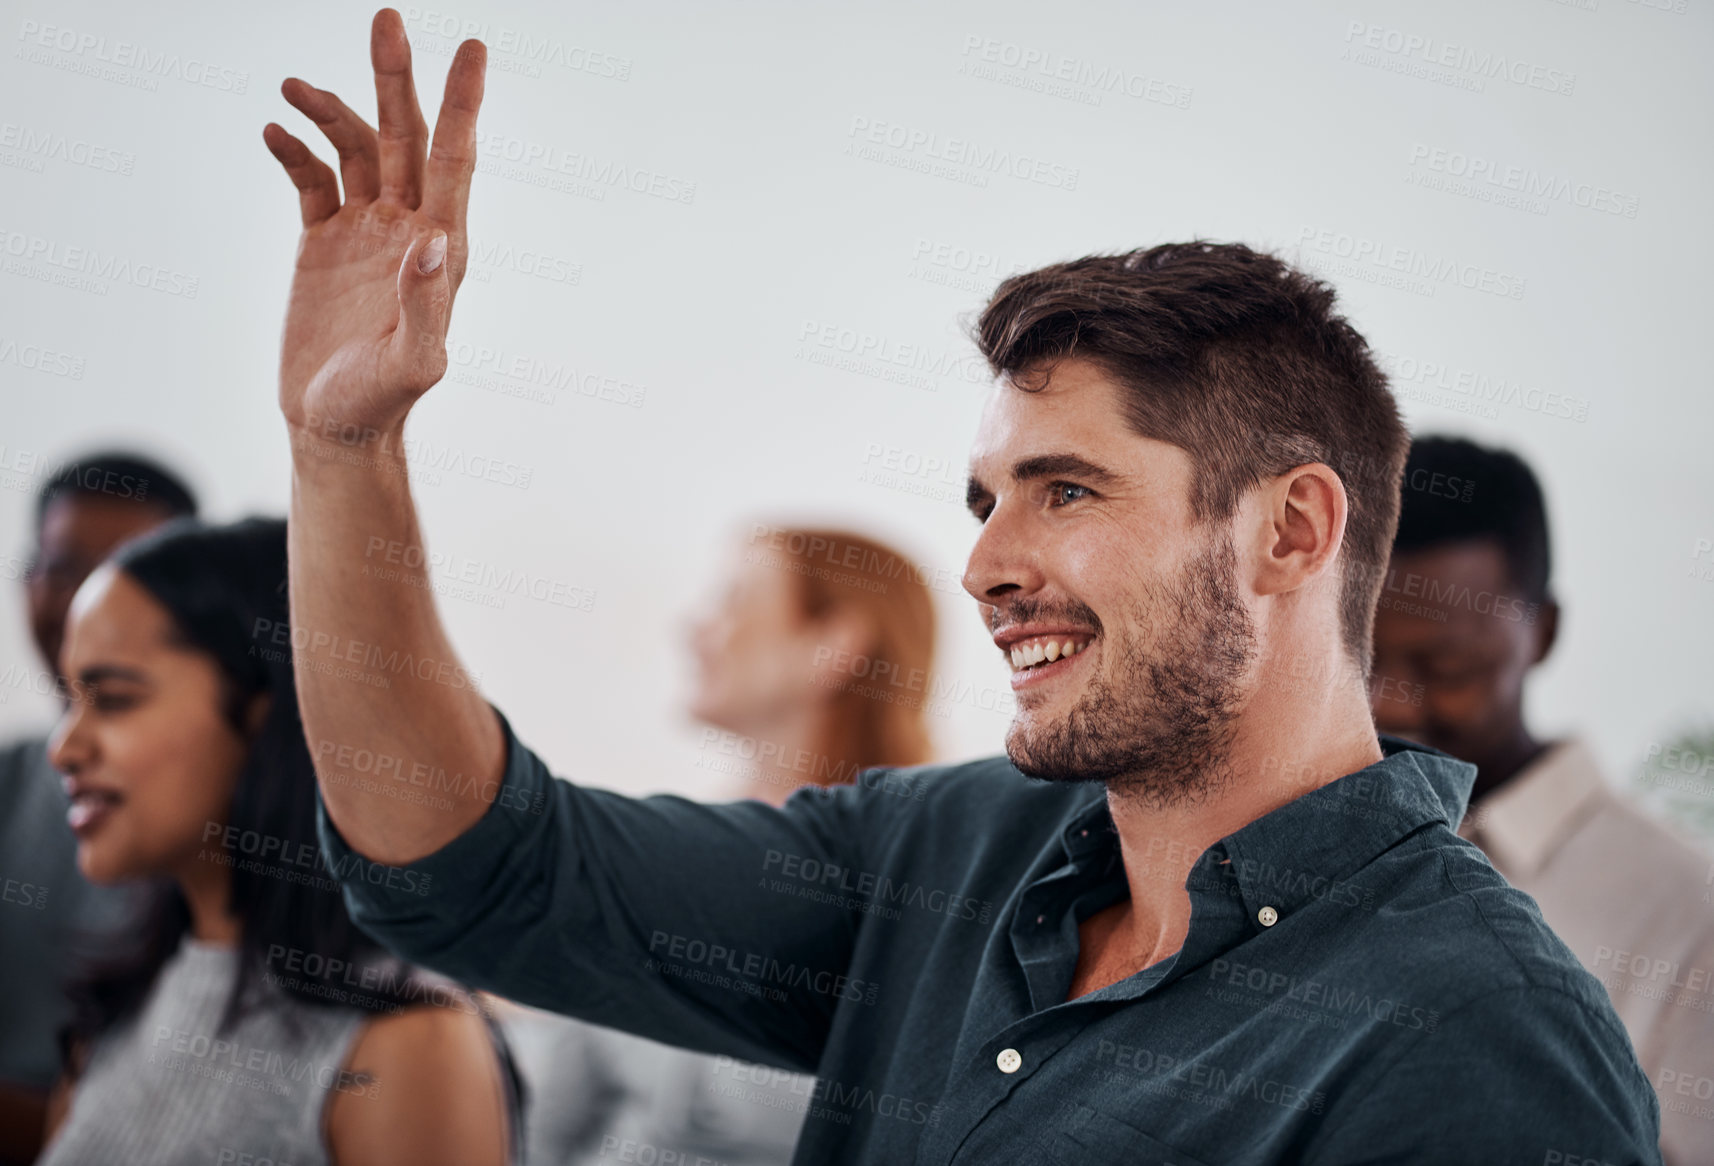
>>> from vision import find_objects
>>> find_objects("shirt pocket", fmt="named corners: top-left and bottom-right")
top-left (1032, 1103), bottom-right (1218, 1166)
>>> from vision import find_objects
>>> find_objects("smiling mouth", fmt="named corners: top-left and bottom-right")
top-left (67, 789), bottom-right (122, 834)
top-left (1007, 634), bottom-right (1095, 674)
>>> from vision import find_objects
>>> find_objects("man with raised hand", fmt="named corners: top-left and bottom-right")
top-left (265, 11), bottom-right (1662, 1163)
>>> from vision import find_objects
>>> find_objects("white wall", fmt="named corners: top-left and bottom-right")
top-left (2, 0), bottom-right (1710, 801)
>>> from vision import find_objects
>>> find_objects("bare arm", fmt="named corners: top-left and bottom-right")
top-left (264, 9), bottom-right (499, 864)
top-left (325, 1006), bottom-right (510, 1166)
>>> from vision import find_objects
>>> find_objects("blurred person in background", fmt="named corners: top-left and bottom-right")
top-left (1370, 435), bottom-right (1714, 1165)
top-left (0, 453), bottom-right (195, 1165)
top-left (36, 517), bottom-right (520, 1166)
top-left (501, 526), bottom-right (937, 1165)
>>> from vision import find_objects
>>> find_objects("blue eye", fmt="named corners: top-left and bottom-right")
top-left (1050, 482), bottom-right (1091, 506)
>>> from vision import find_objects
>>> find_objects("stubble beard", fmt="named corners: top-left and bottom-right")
top-left (1003, 530), bottom-right (1258, 809)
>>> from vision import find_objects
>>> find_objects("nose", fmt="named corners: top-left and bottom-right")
top-left (48, 693), bottom-right (95, 777)
top-left (961, 500), bottom-right (1045, 606)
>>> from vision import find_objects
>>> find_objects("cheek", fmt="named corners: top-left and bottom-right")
top-left (109, 708), bottom-right (247, 866)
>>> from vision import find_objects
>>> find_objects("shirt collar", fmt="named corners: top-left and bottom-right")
top-left (1208, 736), bottom-right (1476, 924)
top-left (1462, 739), bottom-right (1607, 879)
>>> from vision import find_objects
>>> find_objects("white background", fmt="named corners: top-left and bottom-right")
top-left (2, 0), bottom-right (1710, 805)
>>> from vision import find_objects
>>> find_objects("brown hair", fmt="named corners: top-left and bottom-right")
top-left (778, 529), bottom-right (936, 780)
top-left (976, 241), bottom-right (1408, 667)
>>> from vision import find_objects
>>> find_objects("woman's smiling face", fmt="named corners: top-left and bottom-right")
top-left (49, 564), bottom-right (253, 886)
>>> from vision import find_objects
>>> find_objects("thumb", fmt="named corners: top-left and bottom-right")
top-left (393, 232), bottom-right (452, 390)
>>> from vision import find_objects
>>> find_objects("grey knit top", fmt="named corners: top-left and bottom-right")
top-left (38, 936), bottom-right (368, 1166)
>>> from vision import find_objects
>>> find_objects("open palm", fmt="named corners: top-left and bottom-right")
top-left (264, 8), bottom-right (486, 440)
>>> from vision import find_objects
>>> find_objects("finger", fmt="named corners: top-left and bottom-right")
top-left (262, 123), bottom-right (340, 226)
top-left (391, 232), bottom-right (452, 394)
top-left (421, 40), bottom-right (487, 229)
top-left (281, 78), bottom-right (381, 204)
top-left (371, 8), bottom-right (429, 207)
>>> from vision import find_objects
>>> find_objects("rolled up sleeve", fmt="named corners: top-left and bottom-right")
top-left (315, 708), bottom-right (869, 1072)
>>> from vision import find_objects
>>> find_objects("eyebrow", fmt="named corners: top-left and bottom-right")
top-left (965, 453), bottom-right (1123, 514)
top-left (76, 664), bottom-right (150, 686)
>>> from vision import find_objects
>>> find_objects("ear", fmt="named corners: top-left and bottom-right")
top-left (1251, 463), bottom-right (1347, 598)
top-left (243, 692), bottom-right (273, 738)
top-left (1529, 598), bottom-right (1560, 666)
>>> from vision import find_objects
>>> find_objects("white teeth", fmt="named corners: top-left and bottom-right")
top-left (1008, 637), bottom-right (1093, 671)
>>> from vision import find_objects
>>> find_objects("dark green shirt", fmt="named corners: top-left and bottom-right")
top-left (316, 717), bottom-right (1662, 1165)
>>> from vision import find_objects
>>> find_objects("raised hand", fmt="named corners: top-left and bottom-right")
top-left (264, 8), bottom-right (486, 442)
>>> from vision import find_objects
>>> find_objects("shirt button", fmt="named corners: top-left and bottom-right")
top-left (1258, 905), bottom-right (1279, 927)
top-left (1035, 915), bottom-right (1045, 925)
top-left (996, 1048), bottom-right (1022, 1074)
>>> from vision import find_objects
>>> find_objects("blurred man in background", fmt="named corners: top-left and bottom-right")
top-left (0, 453), bottom-right (197, 1164)
top-left (1371, 435), bottom-right (1714, 1165)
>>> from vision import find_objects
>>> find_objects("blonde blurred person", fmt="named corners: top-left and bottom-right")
top-left (497, 526), bottom-right (937, 1165)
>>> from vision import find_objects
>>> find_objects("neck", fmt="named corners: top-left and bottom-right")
top-left (738, 704), bottom-right (839, 807)
top-left (175, 854), bottom-right (240, 946)
top-left (1105, 656), bottom-right (1382, 970)
top-left (1469, 723), bottom-right (1546, 804)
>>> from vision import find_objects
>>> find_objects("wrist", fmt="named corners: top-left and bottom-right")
top-left (287, 414), bottom-right (411, 476)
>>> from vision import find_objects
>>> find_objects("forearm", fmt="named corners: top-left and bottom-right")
top-left (287, 420), bottom-right (503, 865)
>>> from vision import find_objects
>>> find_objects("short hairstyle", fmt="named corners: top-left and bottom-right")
top-left (976, 241), bottom-right (1408, 665)
top-left (1394, 435), bottom-right (1552, 602)
top-left (34, 450), bottom-right (198, 530)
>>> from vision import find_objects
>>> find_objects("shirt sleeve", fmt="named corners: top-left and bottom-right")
top-left (314, 708), bottom-right (870, 1073)
top-left (1307, 985), bottom-right (1664, 1166)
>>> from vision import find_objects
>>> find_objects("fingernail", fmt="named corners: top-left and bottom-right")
top-left (418, 233), bottom-right (447, 274)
